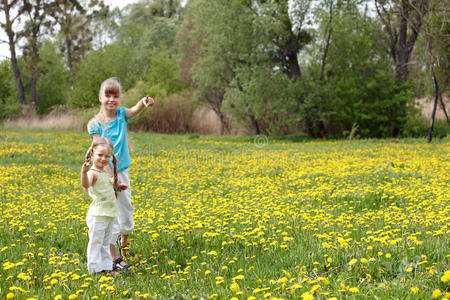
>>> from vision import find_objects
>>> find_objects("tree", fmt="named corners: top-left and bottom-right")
top-left (374, 0), bottom-right (428, 135)
top-left (0, 0), bottom-right (26, 105)
top-left (180, 0), bottom-right (312, 135)
top-left (70, 42), bottom-right (129, 108)
top-left (375, 0), bottom-right (428, 82)
top-left (47, 0), bottom-right (85, 80)
top-left (265, 0), bottom-right (311, 80)
top-left (415, 0), bottom-right (449, 141)
top-left (0, 59), bottom-right (20, 118)
top-left (21, 0), bottom-right (53, 106)
top-left (35, 40), bottom-right (69, 114)
top-left (48, 0), bottom-right (112, 82)
top-left (301, 0), bottom-right (413, 138)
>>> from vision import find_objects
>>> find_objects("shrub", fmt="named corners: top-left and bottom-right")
top-left (403, 114), bottom-right (450, 138)
top-left (35, 41), bottom-right (70, 114)
top-left (70, 43), bottom-right (130, 108)
top-left (122, 82), bottom-right (195, 133)
top-left (0, 60), bottom-right (21, 120)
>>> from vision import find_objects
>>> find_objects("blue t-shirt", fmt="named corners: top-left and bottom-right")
top-left (88, 107), bottom-right (131, 172)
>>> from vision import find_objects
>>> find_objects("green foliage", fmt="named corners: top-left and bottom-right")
top-left (122, 17), bottom-right (181, 85)
top-left (183, 0), bottom-right (309, 134)
top-left (302, 1), bottom-right (415, 138)
top-left (335, 74), bottom-right (413, 138)
top-left (68, 2), bottom-right (184, 110)
top-left (402, 115), bottom-right (450, 138)
top-left (224, 67), bottom-right (302, 134)
top-left (70, 42), bottom-right (130, 108)
top-left (0, 60), bottom-right (20, 119)
top-left (146, 48), bottom-right (182, 97)
top-left (303, 72), bottom-right (414, 138)
top-left (2, 0), bottom-right (443, 138)
top-left (35, 41), bottom-right (70, 114)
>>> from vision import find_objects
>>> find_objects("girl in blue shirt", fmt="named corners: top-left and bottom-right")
top-left (87, 78), bottom-right (154, 270)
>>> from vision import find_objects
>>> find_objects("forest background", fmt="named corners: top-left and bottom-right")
top-left (0, 0), bottom-right (449, 139)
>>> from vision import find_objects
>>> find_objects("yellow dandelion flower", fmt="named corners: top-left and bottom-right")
top-left (441, 270), bottom-right (450, 282)
top-left (432, 289), bottom-right (441, 299)
top-left (301, 292), bottom-right (314, 300)
top-left (230, 282), bottom-right (240, 292)
top-left (277, 277), bottom-right (288, 284)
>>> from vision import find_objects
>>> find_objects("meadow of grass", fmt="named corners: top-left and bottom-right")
top-left (0, 131), bottom-right (449, 299)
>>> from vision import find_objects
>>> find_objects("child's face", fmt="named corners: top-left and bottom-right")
top-left (92, 145), bottom-right (112, 169)
top-left (99, 91), bottom-right (120, 111)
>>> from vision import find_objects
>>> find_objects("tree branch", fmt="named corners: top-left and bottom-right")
top-left (375, 0), bottom-right (397, 60)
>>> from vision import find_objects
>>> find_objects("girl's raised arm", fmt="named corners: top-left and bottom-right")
top-left (81, 163), bottom-right (92, 193)
top-left (125, 96), bottom-right (154, 120)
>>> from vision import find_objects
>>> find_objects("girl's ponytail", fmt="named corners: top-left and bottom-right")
top-left (112, 154), bottom-right (119, 190)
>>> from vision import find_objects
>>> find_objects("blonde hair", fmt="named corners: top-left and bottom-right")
top-left (87, 78), bottom-right (122, 132)
top-left (84, 137), bottom-right (119, 189)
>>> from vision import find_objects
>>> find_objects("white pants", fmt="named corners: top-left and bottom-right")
top-left (111, 169), bottom-right (134, 243)
top-left (86, 216), bottom-right (114, 272)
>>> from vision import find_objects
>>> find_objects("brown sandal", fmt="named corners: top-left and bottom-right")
top-left (116, 235), bottom-right (131, 257)
top-left (113, 257), bottom-right (131, 271)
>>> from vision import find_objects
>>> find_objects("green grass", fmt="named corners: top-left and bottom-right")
top-left (0, 131), bottom-right (449, 299)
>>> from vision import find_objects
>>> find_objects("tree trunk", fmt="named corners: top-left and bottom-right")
top-left (29, 32), bottom-right (40, 106)
top-left (281, 28), bottom-right (302, 79)
top-left (168, 0), bottom-right (173, 18)
top-left (3, 2), bottom-right (26, 105)
top-left (218, 111), bottom-right (228, 135)
top-left (439, 94), bottom-right (449, 123)
top-left (65, 36), bottom-right (74, 81)
top-left (427, 70), bottom-right (438, 142)
top-left (320, 0), bottom-right (333, 81)
top-left (375, 0), bottom-right (422, 83)
top-left (30, 65), bottom-right (37, 105)
top-left (250, 115), bottom-right (260, 135)
top-left (9, 38), bottom-right (26, 105)
top-left (427, 42), bottom-right (439, 143)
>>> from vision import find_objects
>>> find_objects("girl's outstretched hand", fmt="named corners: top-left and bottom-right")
top-left (142, 96), bottom-right (154, 108)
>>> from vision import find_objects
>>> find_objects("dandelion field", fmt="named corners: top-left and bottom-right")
top-left (0, 131), bottom-right (449, 299)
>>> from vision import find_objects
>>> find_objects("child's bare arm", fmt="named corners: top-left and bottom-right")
top-left (91, 133), bottom-right (102, 144)
top-left (81, 163), bottom-right (92, 193)
top-left (125, 96), bottom-right (154, 119)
